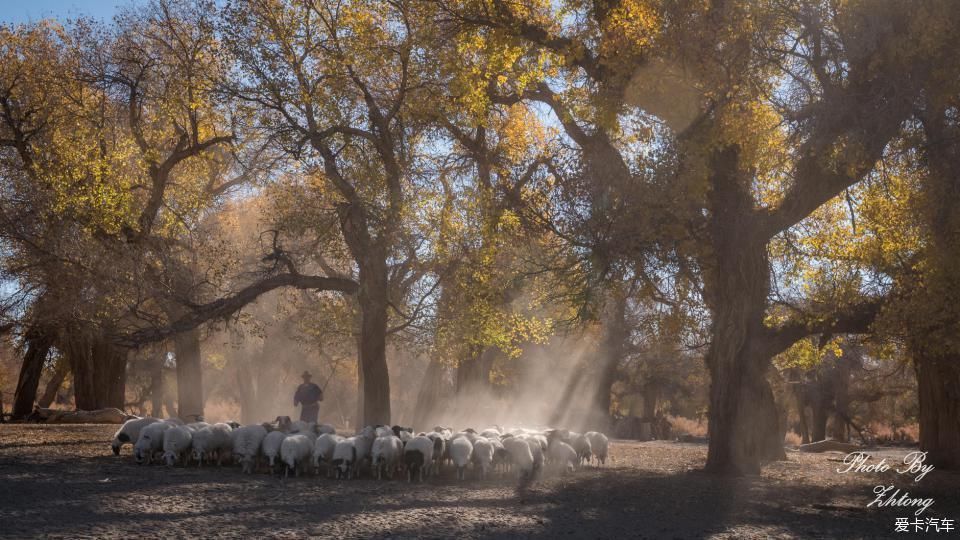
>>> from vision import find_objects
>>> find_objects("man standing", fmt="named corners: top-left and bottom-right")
top-left (293, 371), bottom-right (323, 423)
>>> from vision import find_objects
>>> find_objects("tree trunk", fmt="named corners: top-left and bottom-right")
top-left (810, 389), bottom-right (829, 442)
top-left (12, 330), bottom-right (53, 419)
top-left (356, 255), bottom-right (391, 426)
top-left (174, 328), bottom-right (203, 420)
top-left (150, 353), bottom-right (165, 418)
top-left (703, 146), bottom-right (785, 475)
top-left (642, 383), bottom-right (660, 420)
top-left (65, 328), bottom-right (127, 410)
top-left (37, 358), bottom-right (69, 408)
top-left (591, 289), bottom-right (628, 430)
top-left (915, 353), bottom-right (960, 469)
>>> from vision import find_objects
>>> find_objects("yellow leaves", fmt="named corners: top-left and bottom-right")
top-left (600, 0), bottom-right (661, 58)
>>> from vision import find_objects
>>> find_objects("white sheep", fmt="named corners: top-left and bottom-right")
top-left (404, 435), bottom-right (434, 483)
top-left (472, 437), bottom-right (495, 480)
top-left (371, 435), bottom-right (403, 480)
top-left (190, 426), bottom-right (216, 467)
top-left (163, 417), bottom-right (186, 426)
top-left (186, 421), bottom-right (210, 432)
top-left (261, 430), bottom-right (288, 474)
top-left (316, 424), bottom-right (336, 435)
top-left (375, 426), bottom-right (393, 438)
top-left (207, 423), bottom-right (234, 465)
top-left (313, 433), bottom-right (343, 477)
top-left (570, 432), bottom-right (592, 465)
top-left (232, 424), bottom-right (268, 474)
top-left (351, 431), bottom-right (375, 478)
top-left (526, 436), bottom-right (544, 476)
top-left (450, 436), bottom-right (474, 481)
top-left (489, 437), bottom-right (508, 473)
top-left (585, 431), bottom-right (609, 465)
top-left (547, 440), bottom-right (578, 473)
top-left (332, 438), bottom-right (357, 479)
top-left (111, 417), bottom-right (158, 456)
top-left (133, 421), bottom-right (173, 465)
top-left (162, 425), bottom-right (193, 467)
top-left (281, 433), bottom-right (314, 478)
top-left (503, 436), bottom-right (534, 482)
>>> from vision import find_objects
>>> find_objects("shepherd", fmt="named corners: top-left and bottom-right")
top-left (293, 370), bottom-right (323, 423)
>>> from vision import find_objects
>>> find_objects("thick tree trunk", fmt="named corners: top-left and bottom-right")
top-left (174, 328), bottom-right (203, 420)
top-left (591, 289), bottom-right (628, 430)
top-left (356, 256), bottom-right (391, 426)
top-left (830, 359), bottom-right (851, 442)
top-left (810, 391), bottom-right (829, 442)
top-left (12, 330), bottom-right (53, 419)
top-left (642, 383), bottom-right (659, 420)
top-left (150, 354), bottom-right (165, 418)
top-left (37, 358), bottom-right (69, 408)
top-left (915, 353), bottom-right (960, 469)
top-left (703, 146), bottom-right (785, 475)
top-left (65, 329), bottom-right (127, 410)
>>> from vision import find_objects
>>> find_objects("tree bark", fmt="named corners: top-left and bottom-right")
top-left (37, 358), bottom-right (69, 408)
top-left (702, 146), bottom-right (786, 475)
top-left (12, 331), bottom-right (49, 415)
top-left (355, 251), bottom-right (392, 426)
top-left (150, 353), bottom-right (165, 418)
top-left (65, 328), bottom-right (127, 410)
top-left (914, 352), bottom-right (960, 469)
top-left (174, 328), bottom-right (203, 420)
top-left (12, 330), bottom-right (53, 419)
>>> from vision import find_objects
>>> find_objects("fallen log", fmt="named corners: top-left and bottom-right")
top-left (29, 407), bottom-right (133, 424)
top-left (799, 438), bottom-right (862, 453)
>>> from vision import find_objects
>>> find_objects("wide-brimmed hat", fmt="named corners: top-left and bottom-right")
top-left (301, 370), bottom-right (312, 378)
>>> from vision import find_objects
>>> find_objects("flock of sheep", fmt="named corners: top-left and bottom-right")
top-left (110, 415), bottom-right (610, 484)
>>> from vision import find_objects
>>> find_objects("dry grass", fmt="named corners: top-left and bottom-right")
top-left (666, 414), bottom-right (708, 438)
top-left (867, 421), bottom-right (919, 444)
top-left (783, 431), bottom-right (802, 446)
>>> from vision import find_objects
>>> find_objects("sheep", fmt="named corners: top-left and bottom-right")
top-left (111, 417), bottom-right (158, 456)
top-left (371, 435), bottom-right (403, 480)
top-left (261, 430), bottom-right (288, 474)
top-left (570, 432), bottom-right (592, 466)
top-left (503, 436), bottom-right (534, 483)
top-left (585, 431), bottom-right (609, 466)
top-left (404, 435), bottom-right (434, 483)
top-left (425, 432), bottom-right (446, 476)
top-left (190, 426), bottom-right (216, 467)
top-left (526, 436), bottom-right (545, 477)
top-left (450, 436), bottom-right (474, 481)
top-left (232, 424), bottom-right (268, 474)
top-left (163, 417), bottom-right (185, 426)
top-left (472, 437), bottom-right (495, 480)
top-left (162, 425), bottom-right (193, 467)
top-left (313, 433), bottom-right (343, 477)
top-left (274, 416), bottom-right (293, 432)
top-left (547, 440), bottom-right (578, 473)
top-left (332, 438), bottom-right (357, 479)
top-left (316, 424), bottom-right (336, 435)
top-left (207, 423), bottom-right (234, 465)
top-left (134, 421), bottom-right (173, 465)
top-left (186, 421), bottom-right (210, 432)
top-left (480, 426), bottom-right (502, 439)
top-left (281, 433), bottom-right (314, 478)
top-left (351, 430), bottom-right (375, 478)
top-left (490, 437), bottom-right (508, 473)
top-left (392, 425), bottom-right (413, 439)
top-left (375, 425), bottom-right (393, 438)
top-left (290, 420), bottom-right (315, 435)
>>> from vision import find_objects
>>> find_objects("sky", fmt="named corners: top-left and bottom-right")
top-left (0, 0), bottom-right (129, 24)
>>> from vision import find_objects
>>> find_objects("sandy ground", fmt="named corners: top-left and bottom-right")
top-left (0, 425), bottom-right (958, 539)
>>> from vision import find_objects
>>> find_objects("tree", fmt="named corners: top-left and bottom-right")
top-left (439, 0), bottom-right (952, 474)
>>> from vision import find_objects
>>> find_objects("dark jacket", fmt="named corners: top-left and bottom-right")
top-left (294, 382), bottom-right (323, 407)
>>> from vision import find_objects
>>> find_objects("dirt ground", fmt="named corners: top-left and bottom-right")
top-left (0, 425), bottom-right (958, 539)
